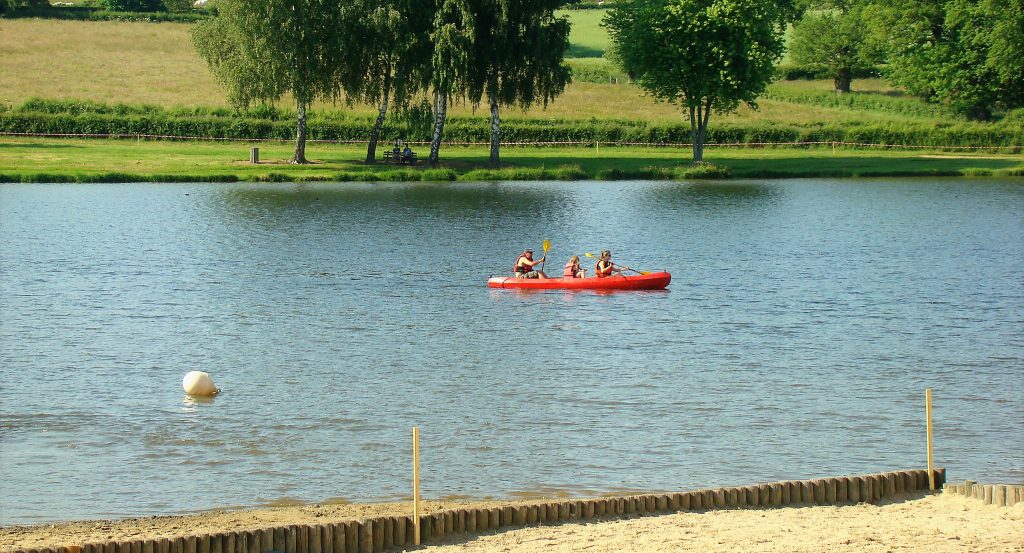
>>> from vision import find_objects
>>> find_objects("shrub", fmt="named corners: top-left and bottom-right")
top-left (420, 168), bottom-right (458, 181)
top-left (676, 163), bottom-right (731, 179)
top-left (103, 0), bottom-right (163, 12)
top-left (161, 0), bottom-right (192, 12)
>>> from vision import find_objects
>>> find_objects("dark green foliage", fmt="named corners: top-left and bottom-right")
top-left (864, 0), bottom-right (1024, 120)
top-left (775, 64), bottom-right (879, 81)
top-left (606, 0), bottom-right (800, 161)
top-left (161, 0), bottom-right (193, 12)
top-left (789, 5), bottom-right (878, 93)
top-left (1, 0), bottom-right (51, 16)
top-left (103, 0), bottom-right (164, 12)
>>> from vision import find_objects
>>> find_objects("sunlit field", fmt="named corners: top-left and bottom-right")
top-left (0, 18), bottom-right (954, 127)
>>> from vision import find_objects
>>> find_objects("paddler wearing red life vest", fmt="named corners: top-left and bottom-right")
top-left (594, 250), bottom-right (619, 278)
top-left (514, 248), bottom-right (547, 279)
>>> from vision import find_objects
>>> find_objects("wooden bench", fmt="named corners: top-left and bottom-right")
top-left (383, 150), bottom-right (417, 165)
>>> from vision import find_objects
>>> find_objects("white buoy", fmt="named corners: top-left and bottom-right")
top-left (182, 371), bottom-right (219, 396)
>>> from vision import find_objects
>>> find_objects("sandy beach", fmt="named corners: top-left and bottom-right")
top-left (3, 494), bottom-right (1021, 553)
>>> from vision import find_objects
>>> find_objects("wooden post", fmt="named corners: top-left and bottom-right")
top-left (412, 427), bottom-right (420, 546)
top-left (926, 388), bottom-right (935, 490)
top-left (250, 147), bottom-right (259, 164)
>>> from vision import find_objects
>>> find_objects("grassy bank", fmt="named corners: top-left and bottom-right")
top-left (1, 137), bottom-right (1021, 182)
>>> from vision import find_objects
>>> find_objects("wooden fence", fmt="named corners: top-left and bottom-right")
top-left (11, 468), bottom-right (945, 553)
top-left (943, 480), bottom-right (1023, 507)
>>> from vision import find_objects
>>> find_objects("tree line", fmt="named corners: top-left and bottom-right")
top-left (192, 0), bottom-right (570, 165)
top-left (788, 0), bottom-right (1023, 121)
top-left (604, 0), bottom-right (1020, 163)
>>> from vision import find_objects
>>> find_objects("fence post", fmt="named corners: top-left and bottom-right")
top-left (412, 427), bottom-right (421, 545)
top-left (926, 388), bottom-right (935, 490)
top-left (250, 147), bottom-right (260, 164)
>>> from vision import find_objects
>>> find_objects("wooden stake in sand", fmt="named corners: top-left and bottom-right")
top-left (413, 426), bottom-right (421, 546)
top-left (926, 388), bottom-right (935, 490)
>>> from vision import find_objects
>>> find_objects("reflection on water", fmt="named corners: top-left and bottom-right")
top-left (0, 179), bottom-right (1022, 525)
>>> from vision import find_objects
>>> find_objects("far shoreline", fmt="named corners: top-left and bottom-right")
top-left (1, 137), bottom-right (1022, 184)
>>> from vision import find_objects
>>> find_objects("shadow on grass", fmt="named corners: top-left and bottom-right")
top-left (566, 44), bottom-right (605, 58)
top-left (0, 141), bottom-right (82, 150)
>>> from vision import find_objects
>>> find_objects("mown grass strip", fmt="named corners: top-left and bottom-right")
top-left (1, 137), bottom-right (1021, 183)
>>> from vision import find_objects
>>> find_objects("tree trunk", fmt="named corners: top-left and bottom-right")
top-left (688, 102), bottom-right (699, 163)
top-left (834, 68), bottom-right (852, 94)
top-left (366, 73), bottom-right (392, 164)
top-left (292, 101), bottom-right (308, 164)
top-left (488, 96), bottom-right (501, 168)
top-left (697, 100), bottom-right (711, 163)
top-left (428, 91), bottom-right (448, 167)
top-left (688, 98), bottom-right (712, 163)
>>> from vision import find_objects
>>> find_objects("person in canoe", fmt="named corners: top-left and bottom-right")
top-left (514, 248), bottom-right (547, 279)
top-left (594, 250), bottom-right (620, 278)
top-left (563, 255), bottom-right (586, 278)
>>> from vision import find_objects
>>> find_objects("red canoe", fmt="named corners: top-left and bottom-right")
top-left (487, 271), bottom-right (671, 290)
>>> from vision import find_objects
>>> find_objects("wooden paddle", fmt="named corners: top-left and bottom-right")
top-left (584, 252), bottom-right (651, 275)
top-left (541, 239), bottom-right (551, 272)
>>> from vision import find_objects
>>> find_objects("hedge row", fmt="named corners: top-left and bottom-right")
top-left (763, 88), bottom-right (955, 119)
top-left (2, 5), bottom-right (210, 21)
top-left (775, 64), bottom-right (881, 81)
top-left (4, 111), bottom-right (1023, 147)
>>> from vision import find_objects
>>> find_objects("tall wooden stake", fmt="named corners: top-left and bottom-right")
top-left (926, 388), bottom-right (935, 490)
top-left (412, 426), bottom-right (421, 545)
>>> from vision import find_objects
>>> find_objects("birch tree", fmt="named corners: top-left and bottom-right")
top-left (468, 0), bottom-right (571, 168)
top-left (345, 0), bottom-right (435, 163)
top-left (192, 0), bottom-right (349, 163)
top-left (427, 0), bottom-right (475, 166)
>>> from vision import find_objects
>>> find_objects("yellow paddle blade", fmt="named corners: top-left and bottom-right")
top-left (584, 252), bottom-right (596, 258)
top-left (542, 239), bottom-right (551, 253)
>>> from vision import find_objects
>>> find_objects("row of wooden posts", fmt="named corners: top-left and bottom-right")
top-left (16, 468), bottom-right (946, 553)
top-left (12, 389), bottom-right (948, 553)
top-left (943, 480), bottom-right (1024, 507)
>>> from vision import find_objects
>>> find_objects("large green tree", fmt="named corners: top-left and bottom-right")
top-left (605, 0), bottom-right (797, 162)
top-left (863, 0), bottom-right (1024, 120)
top-left (789, 2), bottom-right (877, 93)
top-left (467, 0), bottom-right (571, 168)
top-left (192, 0), bottom-right (350, 163)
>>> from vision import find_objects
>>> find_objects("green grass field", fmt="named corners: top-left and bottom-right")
top-left (561, 8), bottom-right (610, 58)
top-left (0, 17), bottom-right (988, 127)
top-left (2, 137), bottom-right (1021, 182)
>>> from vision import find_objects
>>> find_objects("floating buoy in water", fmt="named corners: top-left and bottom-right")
top-left (182, 371), bottom-right (219, 396)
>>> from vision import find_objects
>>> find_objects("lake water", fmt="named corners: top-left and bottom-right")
top-left (1, 179), bottom-right (1022, 525)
